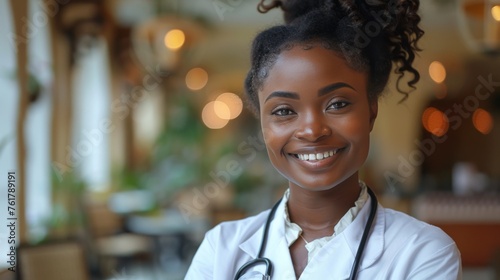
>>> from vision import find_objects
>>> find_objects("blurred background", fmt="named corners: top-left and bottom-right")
top-left (0, 0), bottom-right (499, 279)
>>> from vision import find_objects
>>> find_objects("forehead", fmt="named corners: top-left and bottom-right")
top-left (261, 46), bottom-right (368, 92)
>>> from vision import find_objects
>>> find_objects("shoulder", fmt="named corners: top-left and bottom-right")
top-left (379, 206), bottom-right (462, 278)
top-left (205, 208), bottom-right (272, 246)
top-left (382, 206), bottom-right (456, 247)
top-left (185, 208), bottom-right (273, 279)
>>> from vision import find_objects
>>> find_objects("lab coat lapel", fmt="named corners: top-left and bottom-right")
top-left (237, 194), bottom-right (385, 279)
top-left (342, 195), bottom-right (385, 275)
top-left (238, 222), bottom-right (265, 259)
top-left (239, 200), bottom-right (296, 279)
top-left (304, 194), bottom-right (384, 279)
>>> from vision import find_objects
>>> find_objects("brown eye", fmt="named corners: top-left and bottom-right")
top-left (272, 108), bottom-right (295, 116)
top-left (327, 101), bottom-right (350, 110)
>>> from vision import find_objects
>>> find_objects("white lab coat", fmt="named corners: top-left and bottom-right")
top-left (185, 195), bottom-right (462, 279)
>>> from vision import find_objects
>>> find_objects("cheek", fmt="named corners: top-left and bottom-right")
top-left (338, 111), bottom-right (373, 148)
top-left (261, 122), bottom-right (282, 156)
top-left (346, 119), bottom-right (371, 140)
top-left (261, 120), bottom-right (297, 167)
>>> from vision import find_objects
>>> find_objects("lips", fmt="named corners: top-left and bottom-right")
top-left (289, 147), bottom-right (346, 162)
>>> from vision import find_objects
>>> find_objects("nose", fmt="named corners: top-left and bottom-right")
top-left (294, 112), bottom-right (332, 142)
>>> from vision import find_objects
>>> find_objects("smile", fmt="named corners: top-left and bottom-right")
top-left (292, 148), bottom-right (344, 161)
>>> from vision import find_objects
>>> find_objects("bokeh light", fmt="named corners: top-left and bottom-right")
top-left (164, 29), bottom-right (185, 50)
top-left (215, 92), bottom-right (243, 120)
top-left (186, 68), bottom-right (208, 91)
top-left (492, 5), bottom-right (500, 21)
top-left (422, 107), bottom-right (449, 137)
top-left (202, 101), bottom-right (229, 129)
top-left (429, 61), bottom-right (446, 84)
top-left (473, 108), bottom-right (493, 135)
top-left (213, 101), bottom-right (231, 120)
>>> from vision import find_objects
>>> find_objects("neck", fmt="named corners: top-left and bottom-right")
top-left (287, 174), bottom-right (361, 235)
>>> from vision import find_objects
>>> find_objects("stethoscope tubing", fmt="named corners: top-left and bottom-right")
top-left (348, 187), bottom-right (377, 280)
top-left (234, 197), bottom-right (282, 279)
top-left (234, 187), bottom-right (377, 280)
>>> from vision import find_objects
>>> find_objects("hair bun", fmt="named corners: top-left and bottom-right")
top-left (258, 0), bottom-right (329, 23)
top-left (258, 0), bottom-right (424, 100)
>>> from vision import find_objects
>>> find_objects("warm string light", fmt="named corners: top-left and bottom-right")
top-left (422, 107), bottom-right (494, 136)
top-left (492, 5), bottom-right (500, 21)
top-left (184, 66), bottom-right (243, 129)
top-left (213, 100), bottom-right (231, 120)
top-left (422, 107), bottom-right (449, 137)
top-left (216, 92), bottom-right (243, 120)
top-left (186, 68), bottom-right (208, 90)
top-left (473, 108), bottom-right (494, 135)
top-left (164, 29), bottom-right (185, 50)
top-left (202, 101), bottom-right (229, 129)
top-left (201, 92), bottom-right (243, 129)
top-left (429, 61), bottom-right (446, 84)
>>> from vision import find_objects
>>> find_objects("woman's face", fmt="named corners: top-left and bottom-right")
top-left (258, 46), bottom-right (377, 191)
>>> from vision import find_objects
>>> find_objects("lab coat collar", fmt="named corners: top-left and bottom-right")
top-left (294, 194), bottom-right (384, 280)
top-left (239, 199), bottom-right (297, 276)
top-left (238, 194), bottom-right (385, 279)
top-left (239, 199), bottom-right (287, 258)
top-left (339, 194), bottom-right (385, 278)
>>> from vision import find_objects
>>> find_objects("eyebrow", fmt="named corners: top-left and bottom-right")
top-left (264, 91), bottom-right (299, 103)
top-left (318, 82), bottom-right (354, 96)
top-left (264, 82), bottom-right (355, 103)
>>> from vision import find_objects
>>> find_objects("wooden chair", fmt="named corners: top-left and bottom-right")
top-left (17, 241), bottom-right (90, 280)
top-left (0, 268), bottom-right (15, 280)
top-left (83, 201), bottom-right (153, 277)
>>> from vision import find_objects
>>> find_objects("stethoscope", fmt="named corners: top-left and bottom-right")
top-left (234, 187), bottom-right (378, 280)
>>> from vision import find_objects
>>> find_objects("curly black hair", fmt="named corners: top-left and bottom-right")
top-left (245, 0), bottom-right (424, 115)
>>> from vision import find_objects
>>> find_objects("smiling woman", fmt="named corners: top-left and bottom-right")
top-left (259, 47), bottom-right (375, 193)
top-left (185, 0), bottom-right (462, 279)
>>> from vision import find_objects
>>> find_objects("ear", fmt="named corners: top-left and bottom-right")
top-left (369, 100), bottom-right (378, 132)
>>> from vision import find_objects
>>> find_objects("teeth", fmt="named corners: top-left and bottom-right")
top-left (295, 149), bottom-right (342, 161)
